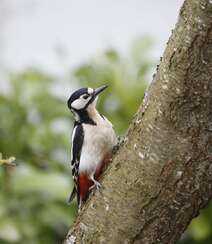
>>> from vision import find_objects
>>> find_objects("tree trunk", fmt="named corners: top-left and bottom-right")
top-left (64, 0), bottom-right (212, 243)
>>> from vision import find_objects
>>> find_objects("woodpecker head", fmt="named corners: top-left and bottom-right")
top-left (67, 85), bottom-right (107, 119)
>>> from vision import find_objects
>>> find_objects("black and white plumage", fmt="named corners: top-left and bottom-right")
top-left (67, 85), bottom-right (117, 207)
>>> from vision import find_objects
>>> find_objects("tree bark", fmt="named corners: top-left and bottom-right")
top-left (64, 0), bottom-right (212, 243)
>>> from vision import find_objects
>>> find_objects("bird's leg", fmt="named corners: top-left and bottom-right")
top-left (89, 175), bottom-right (101, 191)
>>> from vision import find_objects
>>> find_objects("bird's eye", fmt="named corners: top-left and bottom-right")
top-left (83, 94), bottom-right (89, 99)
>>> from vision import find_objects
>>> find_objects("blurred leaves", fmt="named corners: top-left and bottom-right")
top-left (178, 203), bottom-right (212, 244)
top-left (0, 69), bottom-right (74, 244)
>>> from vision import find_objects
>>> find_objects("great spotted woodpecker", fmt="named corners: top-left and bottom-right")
top-left (67, 85), bottom-right (117, 207)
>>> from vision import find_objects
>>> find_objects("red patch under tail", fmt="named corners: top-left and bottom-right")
top-left (79, 152), bottom-right (112, 202)
top-left (79, 175), bottom-right (93, 201)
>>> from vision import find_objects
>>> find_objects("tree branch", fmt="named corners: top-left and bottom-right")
top-left (64, 0), bottom-right (212, 243)
top-left (0, 153), bottom-right (16, 166)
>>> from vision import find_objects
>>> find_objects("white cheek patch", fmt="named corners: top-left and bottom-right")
top-left (71, 96), bottom-right (91, 110)
top-left (88, 88), bottom-right (94, 94)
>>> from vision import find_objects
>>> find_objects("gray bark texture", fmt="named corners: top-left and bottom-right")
top-left (65, 0), bottom-right (212, 243)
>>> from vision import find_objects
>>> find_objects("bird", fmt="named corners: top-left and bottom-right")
top-left (67, 85), bottom-right (117, 208)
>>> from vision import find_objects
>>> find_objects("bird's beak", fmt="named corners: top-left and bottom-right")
top-left (94, 85), bottom-right (108, 97)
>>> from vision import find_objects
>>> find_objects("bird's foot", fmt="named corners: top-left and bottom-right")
top-left (112, 136), bottom-right (126, 154)
top-left (89, 180), bottom-right (101, 192)
top-left (112, 144), bottom-right (120, 154)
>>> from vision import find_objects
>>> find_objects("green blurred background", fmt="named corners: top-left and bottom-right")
top-left (0, 37), bottom-right (212, 244)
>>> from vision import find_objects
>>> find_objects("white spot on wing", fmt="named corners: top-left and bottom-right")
top-left (71, 127), bottom-right (77, 161)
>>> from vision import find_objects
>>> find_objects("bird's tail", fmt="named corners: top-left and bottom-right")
top-left (67, 187), bottom-right (76, 204)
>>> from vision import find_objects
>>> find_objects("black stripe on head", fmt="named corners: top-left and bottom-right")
top-left (67, 88), bottom-right (88, 109)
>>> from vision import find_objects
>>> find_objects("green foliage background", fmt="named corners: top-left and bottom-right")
top-left (0, 37), bottom-right (211, 243)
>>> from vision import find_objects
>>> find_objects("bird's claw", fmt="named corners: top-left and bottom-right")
top-left (89, 181), bottom-right (101, 192)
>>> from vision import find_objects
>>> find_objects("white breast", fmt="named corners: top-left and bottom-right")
top-left (79, 115), bottom-right (117, 175)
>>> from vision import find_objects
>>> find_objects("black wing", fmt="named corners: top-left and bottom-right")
top-left (68, 122), bottom-right (84, 205)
